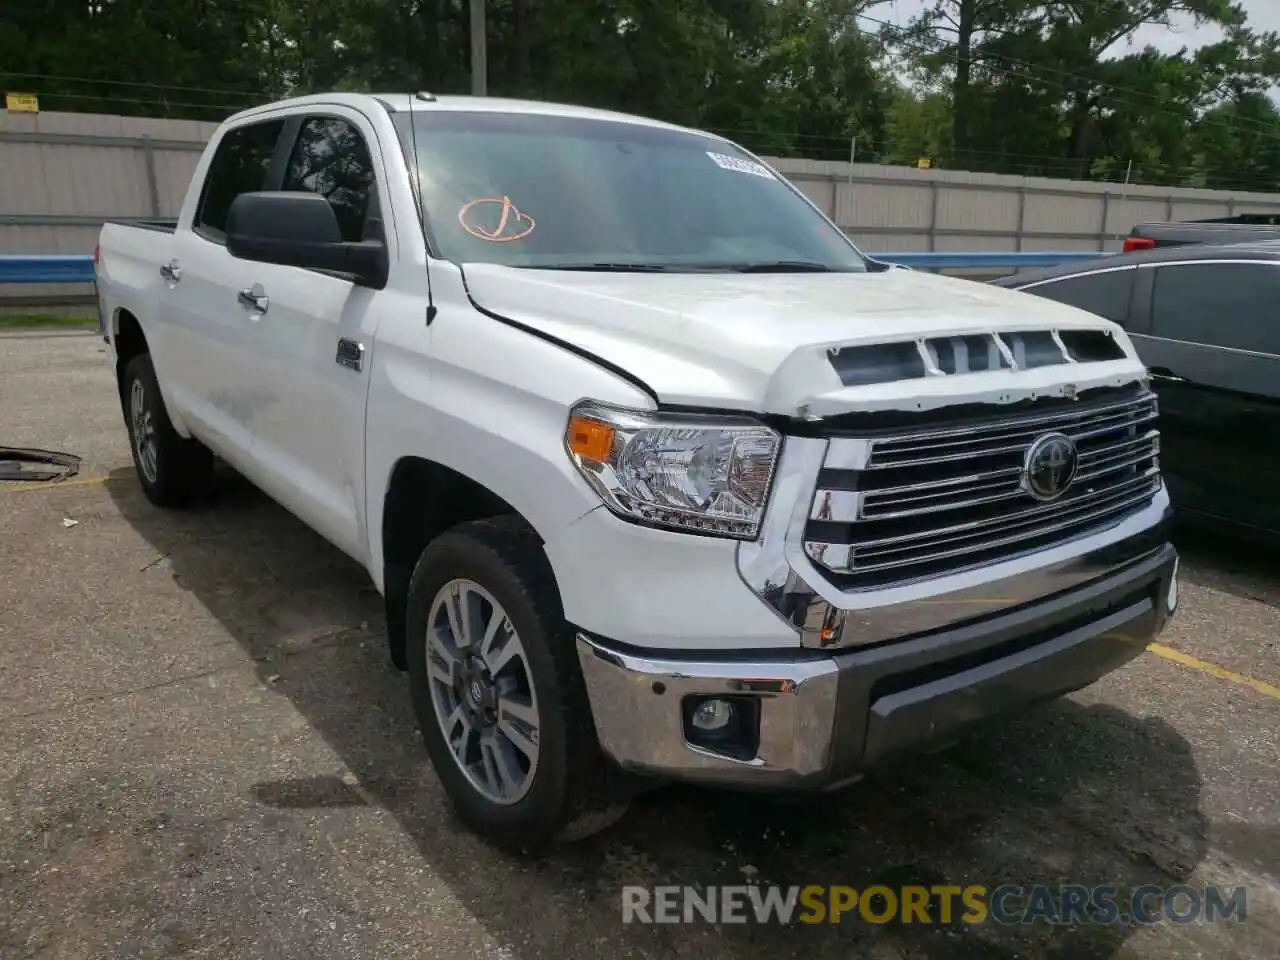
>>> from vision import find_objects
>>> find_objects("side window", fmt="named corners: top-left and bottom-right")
top-left (1151, 262), bottom-right (1280, 355)
top-left (280, 117), bottom-right (377, 243)
top-left (1021, 269), bottom-right (1135, 326)
top-left (195, 120), bottom-right (285, 238)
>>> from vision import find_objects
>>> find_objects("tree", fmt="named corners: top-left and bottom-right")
top-left (0, 1), bottom-right (273, 117)
top-left (894, 0), bottom-right (1280, 189)
top-left (5, 0), bottom-right (1280, 193)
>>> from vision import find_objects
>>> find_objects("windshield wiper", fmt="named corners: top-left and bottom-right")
top-left (725, 260), bottom-right (837, 273)
top-left (526, 262), bottom-right (678, 273)
top-left (524, 260), bottom-right (846, 274)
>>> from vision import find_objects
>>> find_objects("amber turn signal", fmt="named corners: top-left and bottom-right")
top-left (566, 415), bottom-right (615, 463)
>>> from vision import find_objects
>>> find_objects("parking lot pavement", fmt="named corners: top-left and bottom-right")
top-left (1, 333), bottom-right (1277, 960)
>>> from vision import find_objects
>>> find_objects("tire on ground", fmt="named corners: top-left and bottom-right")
top-left (405, 514), bottom-right (628, 854)
top-left (121, 353), bottom-right (215, 507)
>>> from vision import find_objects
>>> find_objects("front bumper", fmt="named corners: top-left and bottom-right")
top-left (576, 540), bottom-right (1178, 790)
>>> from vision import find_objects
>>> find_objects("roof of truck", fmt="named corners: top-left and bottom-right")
top-left (227, 91), bottom-right (715, 139)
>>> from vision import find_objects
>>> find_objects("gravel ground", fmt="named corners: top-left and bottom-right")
top-left (1, 332), bottom-right (1276, 959)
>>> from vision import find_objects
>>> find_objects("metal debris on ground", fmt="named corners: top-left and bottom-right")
top-left (0, 446), bottom-right (82, 482)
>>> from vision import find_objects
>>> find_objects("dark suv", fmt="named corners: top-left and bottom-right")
top-left (992, 242), bottom-right (1280, 539)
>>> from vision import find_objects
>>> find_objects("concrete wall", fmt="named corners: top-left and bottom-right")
top-left (778, 159), bottom-right (1280, 260)
top-left (0, 110), bottom-right (217, 305)
top-left (4, 109), bottom-right (1280, 304)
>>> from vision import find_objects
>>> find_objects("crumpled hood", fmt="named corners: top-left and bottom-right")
top-left (460, 263), bottom-right (1148, 416)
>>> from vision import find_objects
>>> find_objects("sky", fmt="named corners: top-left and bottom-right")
top-left (868, 0), bottom-right (1280, 61)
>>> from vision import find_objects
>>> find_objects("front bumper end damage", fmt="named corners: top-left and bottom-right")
top-left (575, 539), bottom-right (1179, 790)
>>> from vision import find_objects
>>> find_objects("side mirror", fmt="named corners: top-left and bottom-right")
top-left (226, 191), bottom-right (388, 289)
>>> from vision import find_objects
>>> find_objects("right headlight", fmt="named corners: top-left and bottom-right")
top-left (564, 401), bottom-right (782, 540)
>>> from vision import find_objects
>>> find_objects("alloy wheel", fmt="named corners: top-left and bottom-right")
top-left (425, 578), bottom-right (541, 805)
top-left (130, 377), bottom-right (159, 484)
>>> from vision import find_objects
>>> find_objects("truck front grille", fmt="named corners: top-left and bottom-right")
top-left (802, 386), bottom-right (1161, 590)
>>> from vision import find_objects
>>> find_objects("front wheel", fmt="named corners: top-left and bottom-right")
top-left (405, 516), bottom-right (628, 854)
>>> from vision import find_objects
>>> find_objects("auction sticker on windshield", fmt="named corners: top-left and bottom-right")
top-left (706, 152), bottom-right (777, 180)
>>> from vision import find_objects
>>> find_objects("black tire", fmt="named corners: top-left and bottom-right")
top-left (120, 353), bottom-right (214, 507)
top-left (405, 515), bottom-right (628, 855)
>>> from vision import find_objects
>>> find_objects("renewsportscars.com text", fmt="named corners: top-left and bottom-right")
top-left (621, 884), bottom-right (1248, 926)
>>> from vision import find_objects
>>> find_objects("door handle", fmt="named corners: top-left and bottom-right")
top-left (336, 338), bottom-right (365, 371)
top-left (159, 260), bottom-right (181, 282)
top-left (1148, 367), bottom-right (1187, 385)
top-left (237, 286), bottom-right (269, 314)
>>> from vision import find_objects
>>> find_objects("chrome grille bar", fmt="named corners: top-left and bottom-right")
top-left (813, 427), bottom-right (1160, 524)
top-left (865, 406), bottom-right (1158, 469)
top-left (866, 393), bottom-right (1157, 452)
top-left (828, 469), bottom-right (1159, 557)
top-left (805, 474), bottom-right (1159, 577)
top-left (803, 388), bottom-right (1161, 586)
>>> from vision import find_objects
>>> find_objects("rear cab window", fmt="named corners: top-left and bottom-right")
top-left (1018, 268), bottom-right (1136, 326)
top-left (194, 119), bottom-right (286, 242)
top-left (279, 116), bottom-right (379, 243)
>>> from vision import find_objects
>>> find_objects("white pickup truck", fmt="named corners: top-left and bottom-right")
top-left (96, 92), bottom-right (1180, 854)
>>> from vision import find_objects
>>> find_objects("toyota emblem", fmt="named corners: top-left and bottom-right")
top-left (1022, 432), bottom-right (1079, 502)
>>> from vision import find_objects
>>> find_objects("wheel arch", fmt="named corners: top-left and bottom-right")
top-left (377, 455), bottom-right (570, 669)
top-left (111, 307), bottom-right (194, 438)
top-left (112, 308), bottom-right (148, 395)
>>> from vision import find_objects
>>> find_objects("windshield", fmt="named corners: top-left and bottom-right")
top-left (390, 109), bottom-right (867, 273)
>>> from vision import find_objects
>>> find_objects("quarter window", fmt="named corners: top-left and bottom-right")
top-left (281, 117), bottom-right (378, 243)
top-left (195, 120), bottom-right (285, 238)
top-left (1151, 262), bottom-right (1280, 355)
top-left (1020, 269), bottom-right (1135, 326)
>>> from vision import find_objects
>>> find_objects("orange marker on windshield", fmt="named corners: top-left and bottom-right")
top-left (458, 195), bottom-right (536, 242)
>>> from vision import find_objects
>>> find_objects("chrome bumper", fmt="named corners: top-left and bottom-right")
top-left (577, 541), bottom-right (1178, 790)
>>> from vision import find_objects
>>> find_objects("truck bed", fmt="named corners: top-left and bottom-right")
top-left (1126, 216), bottom-right (1280, 249)
top-left (96, 219), bottom-right (182, 343)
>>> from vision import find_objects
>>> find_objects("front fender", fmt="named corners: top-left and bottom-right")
top-left (363, 297), bottom-right (654, 596)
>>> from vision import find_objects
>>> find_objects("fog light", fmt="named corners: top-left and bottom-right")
top-left (683, 695), bottom-right (760, 761)
top-left (1167, 557), bottom-right (1179, 613)
top-left (691, 698), bottom-right (735, 733)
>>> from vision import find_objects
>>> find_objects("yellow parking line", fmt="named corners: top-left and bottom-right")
top-left (1148, 642), bottom-right (1280, 701)
top-left (0, 475), bottom-right (112, 494)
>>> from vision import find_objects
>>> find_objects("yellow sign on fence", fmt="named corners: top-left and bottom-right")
top-left (5, 93), bottom-right (39, 113)
top-left (916, 157), bottom-right (932, 169)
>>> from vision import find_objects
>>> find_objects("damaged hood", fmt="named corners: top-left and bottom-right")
top-left (460, 263), bottom-right (1148, 416)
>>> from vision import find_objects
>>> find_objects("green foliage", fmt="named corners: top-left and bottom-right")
top-left (2, 0), bottom-right (1279, 191)
top-left (895, 0), bottom-right (1280, 187)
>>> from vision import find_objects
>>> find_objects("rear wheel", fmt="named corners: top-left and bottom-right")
top-left (121, 354), bottom-right (214, 507)
top-left (405, 515), bottom-right (628, 854)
